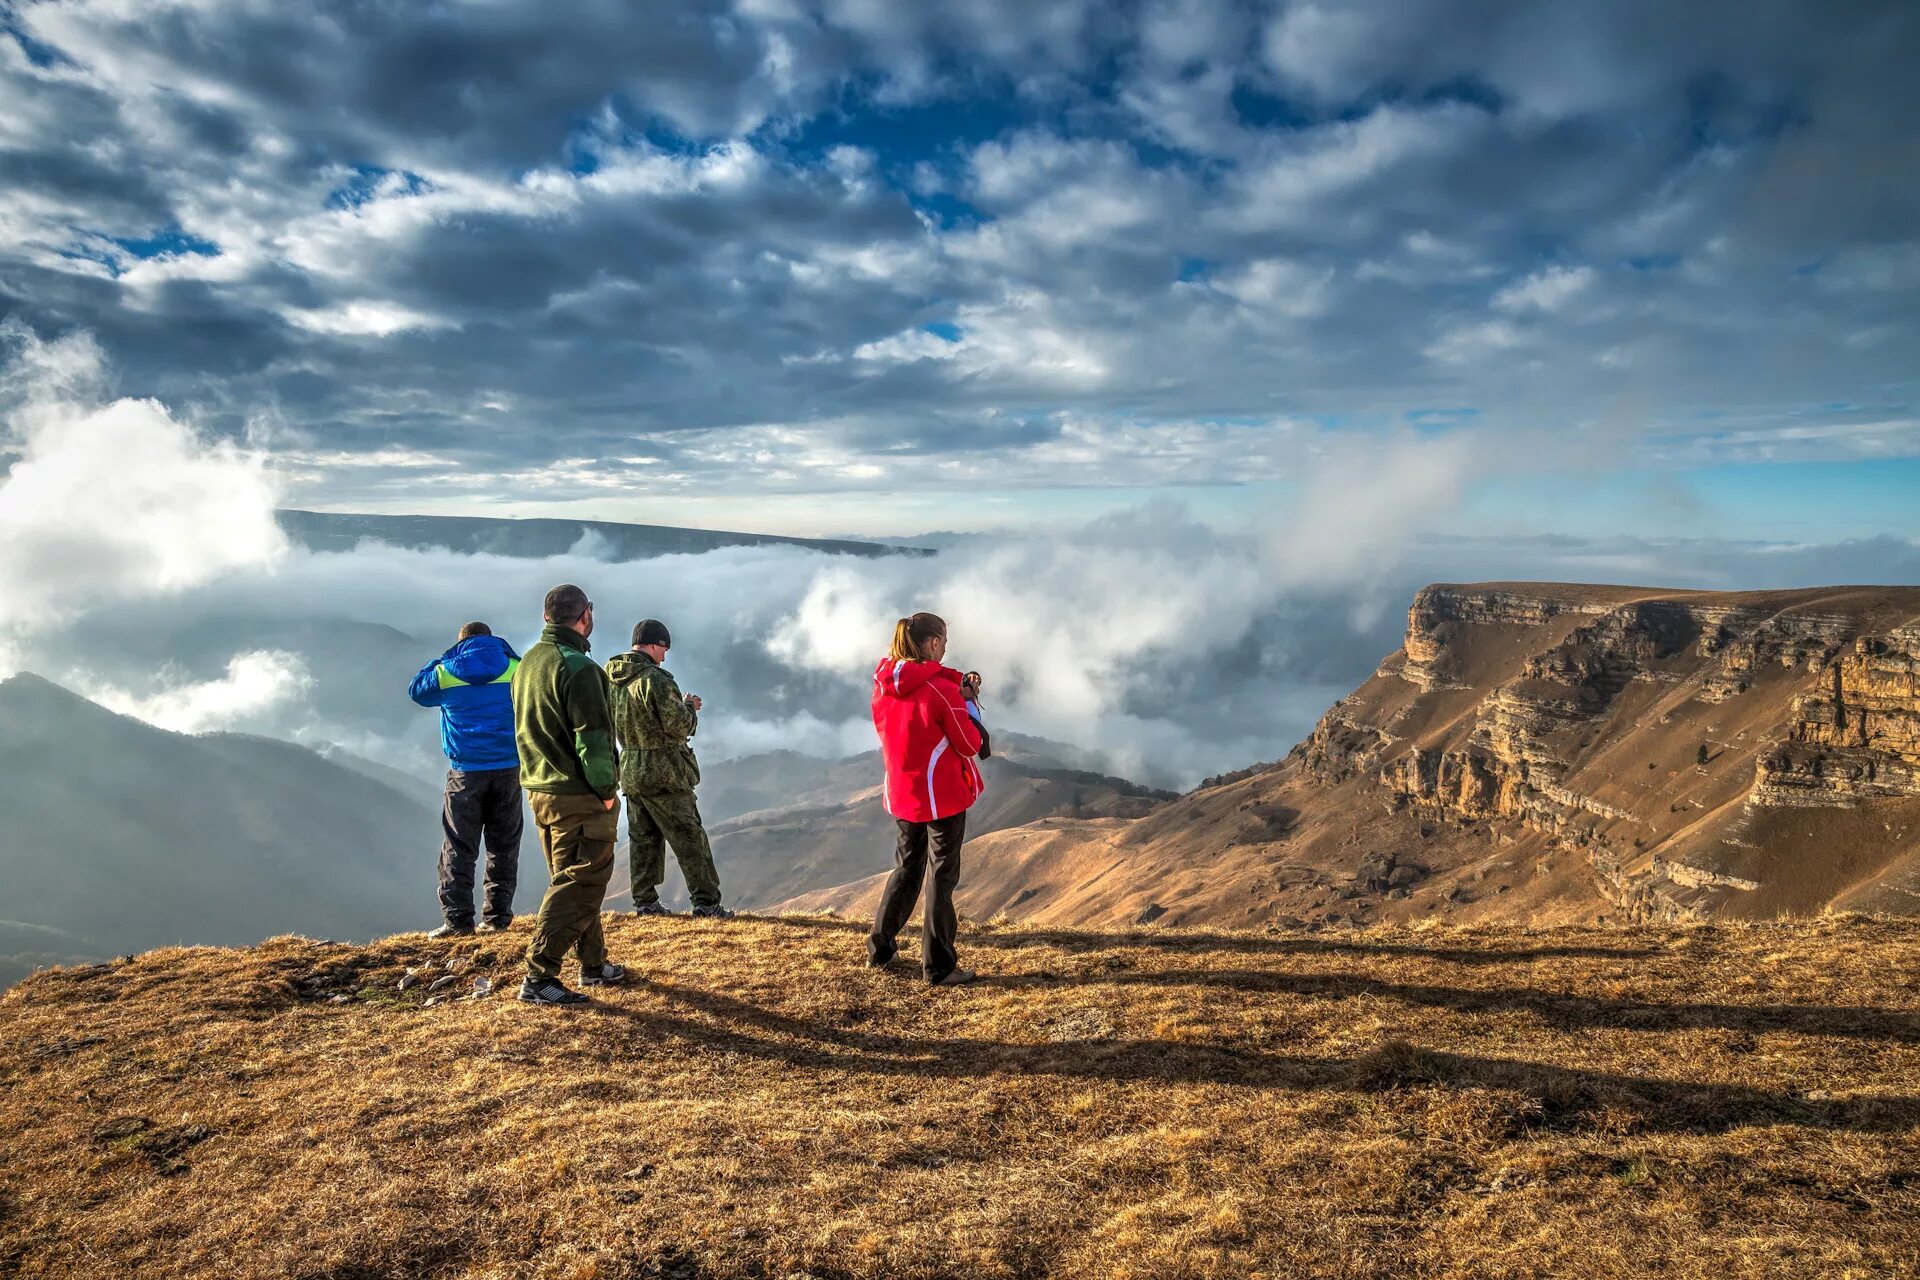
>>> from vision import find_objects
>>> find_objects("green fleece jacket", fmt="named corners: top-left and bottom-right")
top-left (606, 649), bottom-right (701, 796)
top-left (511, 623), bottom-right (618, 798)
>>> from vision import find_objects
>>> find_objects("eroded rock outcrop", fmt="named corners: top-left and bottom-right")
top-left (1754, 631), bottom-right (1920, 806)
top-left (1305, 584), bottom-right (1920, 921)
top-left (1694, 612), bottom-right (1853, 702)
top-left (1400, 586), bottom-right (1614, 691)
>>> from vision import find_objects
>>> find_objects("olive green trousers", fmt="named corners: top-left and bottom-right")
top-left (525, 792), bottom-right (616, 981)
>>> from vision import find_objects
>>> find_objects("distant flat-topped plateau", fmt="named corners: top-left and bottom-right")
top-left (277, 508), bottom-right (927, 560)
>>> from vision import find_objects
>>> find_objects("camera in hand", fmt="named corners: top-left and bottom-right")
top-left (962, 672), bottom-right (990, 758)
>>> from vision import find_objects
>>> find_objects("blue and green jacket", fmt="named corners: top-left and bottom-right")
top-left (408, 635), bottom-right (521, 772)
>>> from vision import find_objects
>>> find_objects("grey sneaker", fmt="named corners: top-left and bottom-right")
top-left (428, 922), bottom-right (475, 939)
top-left (928, 968), bottom-right (978, 987)
top-left (631, 902), bottom-right (672, 917)
top-left (690, 904), bottom-right (734, 920)
top-left (476, 917), bottom-right (512, 933)
top-left (517, 976), bottom-right (589, 1005)
top-left (579, 961), bottom-right (627, 987)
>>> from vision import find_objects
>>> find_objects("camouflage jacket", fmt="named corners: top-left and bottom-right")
top-left (511, 624), bottom-right (618, 799)
top-left (605, 650), bottom-right (701, 796)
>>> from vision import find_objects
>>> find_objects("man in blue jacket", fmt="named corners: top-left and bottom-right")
top-left (409, 622), bottom-right (523, 937)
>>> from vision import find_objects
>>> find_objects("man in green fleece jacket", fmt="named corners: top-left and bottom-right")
top-left (512, 583), bottom-right (627, 1005)
top-left (606, 618), bottom-right (730, 919)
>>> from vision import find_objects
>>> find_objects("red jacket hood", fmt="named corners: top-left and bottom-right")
top-left (870, 656), bottom-right (983, 822)
top-left (873, 657), bottom-right (961, 700)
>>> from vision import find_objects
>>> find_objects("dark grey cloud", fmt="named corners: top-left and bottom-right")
top-left (0, 0), bottom-right (1916, 512)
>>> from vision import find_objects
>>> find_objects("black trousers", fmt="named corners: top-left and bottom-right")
top-left (439, 767), bottom-right (524, 926)
top-left (869, 811), bottom-right (967, 981)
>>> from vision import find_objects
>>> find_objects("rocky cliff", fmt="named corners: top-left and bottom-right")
top-left (1305, 584), bottom-right (1920, 922)
top-left (1757, 632), bottom-right (1920, 806)
top-left (781, 582), bottom-right (1920, 930)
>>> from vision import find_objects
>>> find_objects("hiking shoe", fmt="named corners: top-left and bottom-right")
top-left (631, 902), bottom-right (672, 917)
top-left (690, 904), bottom-right (735, 920)
top-left (517, 976), bottom-right (589, 1005)
top-left (476, 917), bottom-right (512, 933)
top-left (928, 968), bottom-right (977, 987)
top-left (867, 945), bottom-right (898, 969)
top-left (428, 922), bottom-right (475, 939)
top-left (579, 961), bottom-right (628, 987)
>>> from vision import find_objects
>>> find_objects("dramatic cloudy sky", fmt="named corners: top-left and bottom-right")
top-left (3, 0), bottom-right (1916, 539)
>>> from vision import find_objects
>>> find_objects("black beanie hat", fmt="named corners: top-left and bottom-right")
top-left (632, 618), bottom-right (672, 648)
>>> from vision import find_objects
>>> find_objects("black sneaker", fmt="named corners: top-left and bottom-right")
top-left (690, 904), bottom-right (734, 920)
top-left (867, 947), bottom-right (897, 969)
top-left (631, 902), bottom-right (672, 917)
top-left (579, 961), bottom-right (627, 987)
top-left (428, 922), bottom-right (475, 939)
top-left (517, 976), bottom-right (589, 1005)
top-left (476, 918), bottom-right (512, 933)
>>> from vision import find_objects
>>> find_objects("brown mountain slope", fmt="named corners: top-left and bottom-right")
top-left (780, 582), bottom-right (1920, 929)
top-left (677, 739), bottom-right (1172, 910)
top-left (4, 915), bottom-right (1918, 1278)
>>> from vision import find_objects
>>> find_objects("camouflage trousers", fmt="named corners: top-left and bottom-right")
top-left (626, 790), bottom-right (722, 910)
top-left (525, 792), bottom-right (616, 981)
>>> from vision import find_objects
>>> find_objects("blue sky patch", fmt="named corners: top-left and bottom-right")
top-left (108, 228), bottom-right (219, 259)
top-left (0, 0), bottom-right (1913, 542)
top-left (324, 166), bottom-right (432, 210)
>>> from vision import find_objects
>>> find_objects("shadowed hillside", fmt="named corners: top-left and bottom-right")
top-left (677, 737), bottom-right (1174, 911)
top-left (1, 914), bottom-right (1916, 1278)
top-left (0, 673), bottom-right (437, 985)
top-left (785, 583), bottom-right (1920, 931)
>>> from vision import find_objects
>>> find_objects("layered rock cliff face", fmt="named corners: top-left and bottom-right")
top-left (1307, 585), bottom-right (1920, 921)
top-left (1757, 632), bottom-right (1920, 806)
top-left (783, 583), bottom-right (1920, 932)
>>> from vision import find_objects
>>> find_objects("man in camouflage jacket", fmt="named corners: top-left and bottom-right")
top-left (605, 618), bottom-right (729, 918)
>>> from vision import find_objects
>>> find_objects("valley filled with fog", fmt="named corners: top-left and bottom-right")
top-left (21, 498), bottom-right (1920, 803)
top-left (9, 328), bottom-right (1918, 805)
top-left (4, 324), bottom-right (1920, 979)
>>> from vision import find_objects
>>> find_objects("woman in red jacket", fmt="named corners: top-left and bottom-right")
top-left (869, 611), bottom-right (984, 985)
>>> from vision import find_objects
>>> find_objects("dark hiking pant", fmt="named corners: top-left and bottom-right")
top-left (525, 792), bottom-right (616, 981)
top-left (869, 811), bottom-right (967, 983)
top-left (627, 790), bottom-right (723, 909)
top-left (439, 767), bottom-right (523, 927)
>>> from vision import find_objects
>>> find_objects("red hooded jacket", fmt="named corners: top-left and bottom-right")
top-left (871, 657), bottom-right (984, 823)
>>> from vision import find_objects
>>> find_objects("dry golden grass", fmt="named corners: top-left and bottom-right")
top-left (2, 912), bottom-right (1917, 1279)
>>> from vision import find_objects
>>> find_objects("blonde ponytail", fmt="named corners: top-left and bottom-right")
top-left (888, 612), bottom-right (946, 662)
top-left (888, 618), bottom-right (917, 662)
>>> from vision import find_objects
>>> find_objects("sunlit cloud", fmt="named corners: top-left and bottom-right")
top-left (0, 0), bottom-right (1908, 526)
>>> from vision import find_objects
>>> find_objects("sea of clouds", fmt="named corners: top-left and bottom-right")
top-left (5, 323), bottom-right (1918, 799)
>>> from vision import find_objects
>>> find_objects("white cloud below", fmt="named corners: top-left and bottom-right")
top-left (83, 649), bottom-right (314, 735)
top-left (0, 324), bottom-right (286, 636)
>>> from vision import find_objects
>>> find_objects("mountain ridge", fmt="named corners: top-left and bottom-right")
top-left (781, 580), bottom-right (1920, 929)
top-left (277, 508), bottom-right (928, 560)
top-left (0, 672), bottom-right (440, 986)
top-left (640, 738), bottom-right (1175, 910)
